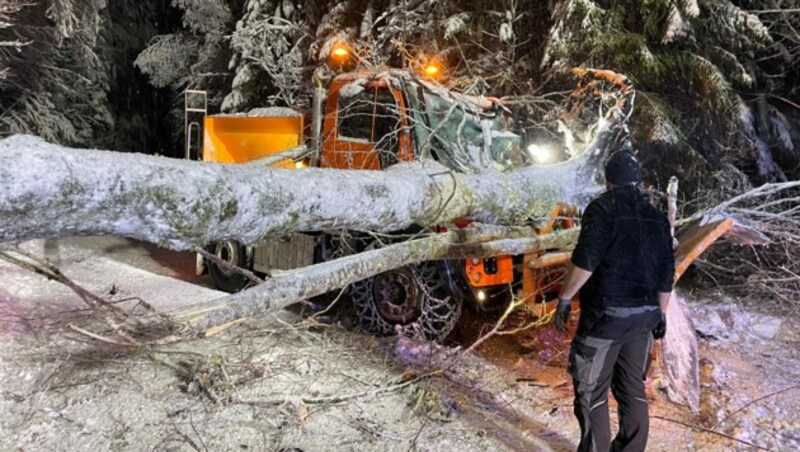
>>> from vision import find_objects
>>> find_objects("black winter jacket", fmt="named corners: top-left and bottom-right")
top-left (571, 185), bottom-right (675, 338)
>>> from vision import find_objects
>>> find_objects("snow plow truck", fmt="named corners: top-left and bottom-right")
top-left (184, 55), bottom-right (735, 341)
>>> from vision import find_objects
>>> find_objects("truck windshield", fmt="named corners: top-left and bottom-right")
top-left (421, 89), bottom-right (524, 173)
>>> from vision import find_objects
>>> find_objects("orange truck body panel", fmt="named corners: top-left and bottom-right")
top-left (203, 116), bottom-right (303, 167)
top-left (465, 255), bottom-right (514, 287)
top-left (320, 75), bottom-right (414, 170)
top-left (512, 204), bottom-right (580, 305)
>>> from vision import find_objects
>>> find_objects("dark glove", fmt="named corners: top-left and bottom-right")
top-left (555, 298), bottom-right (572, 332)
top-left (652, 313), bottom-right (667, 339)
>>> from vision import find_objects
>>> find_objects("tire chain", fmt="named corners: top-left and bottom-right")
top-left (351, 261), bottom-right (462, 341)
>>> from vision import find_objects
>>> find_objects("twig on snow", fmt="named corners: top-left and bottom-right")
top-left (712, 382), bottom-right (800, 430)
top-left (652, 415), bottom-right (770, 451)
top-left (232, 371), bottom-right (441, 407)
top-left (0, 244), bottom-right (143, 345)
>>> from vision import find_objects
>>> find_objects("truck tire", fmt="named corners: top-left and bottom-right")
top-left (207, 240), bottom-right (250, 293)
top-left (350, 262), bottom-right (462, 341)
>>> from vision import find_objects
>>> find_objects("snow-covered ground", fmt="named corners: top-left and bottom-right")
top-left (0, 237), bottom-right (798, 450)
top-left (0, 238), bottom-right (509, 450)
top-left (688, 301), bottom-right (800, 449)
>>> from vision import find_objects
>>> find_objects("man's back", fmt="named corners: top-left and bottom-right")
top-left (570, 185), bottom-right (674, 338)
top-left (576, 185), bottom-right (674, 303)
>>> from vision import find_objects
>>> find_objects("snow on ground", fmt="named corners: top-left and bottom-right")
top-left (689, 300), bottom-right (800, 449)
top-left (0, 238), bottom-right (509, 450)
top-left (0, 237), bottom-right (798, 450)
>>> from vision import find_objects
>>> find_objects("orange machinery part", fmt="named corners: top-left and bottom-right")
top-left (465, 203), bottom-right (579, 293)
top-left (514, 203), bottom-right (579, 302)
top-left (464, 255), bottom-right (514, 287)
top-left (203, 115), bottom-right (304, 167)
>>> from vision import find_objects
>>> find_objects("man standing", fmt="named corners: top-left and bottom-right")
top-left (556, 150), bottom-right (674, 452)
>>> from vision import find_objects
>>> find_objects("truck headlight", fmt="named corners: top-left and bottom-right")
top-left (527, 143), bottom-right (554, 164)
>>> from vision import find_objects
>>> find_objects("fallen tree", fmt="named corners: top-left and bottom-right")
top-left (175, 227), bottom-right (580, 336)
top-left (0, 133), bottom-right (605, 250)
top-left (0, 69), bottom-right (635, 339)
top-left (0, 132), bottom-right (595, 337)
top-left (0, 70), bottom-right (769, 416)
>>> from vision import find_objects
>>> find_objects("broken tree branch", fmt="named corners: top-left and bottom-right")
top-left (0, 243), bottom-right (143, 345)
top-left (171, 226), bottom-right (579, 336)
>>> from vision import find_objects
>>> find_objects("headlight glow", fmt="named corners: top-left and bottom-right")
top-left (527, 143), bottom-right (554, 164)
top-left (331, 46), bottom-right (350, 60)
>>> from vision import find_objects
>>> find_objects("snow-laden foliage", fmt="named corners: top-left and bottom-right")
top-left (699, 0), bottom-right (772, 51)
top-left (128, 0), bottom-right (797, 186)
top-left (443, 12), bottom-right (470, 40)
top-left (223, 0), bottom-right (310, 110)
top-left (771, 109), bottom-right (795, 152)
top-left (542, 0), bottom-right (798, 186)
top-left (172, 0), bottom-right (231, 35)
top-left (216, 0), bottom-right (544, 108)
top-left (1, 0), bottom-right (796, 187)
top-left (661, 4), bottom-right (692, 44)
top-left (0, 0), bottom-right (112, 146)
top-left (0, 1), bottom-right (28, 55)
top-left (135, 34), bottom-right (199, 89)
top-left (132, 0), bottom-right (235, 147)
top-left (0, 3), bottom-right (21, 82)
top-left (135, 0), bottom-right (233, 97)
top-left (307, 0), bottom-right (543, 96)
top-left (740, 103), bottom-right (785, 179)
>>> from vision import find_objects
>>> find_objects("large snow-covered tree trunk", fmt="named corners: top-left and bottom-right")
top-left (0, 134), bottom-right (606, 249)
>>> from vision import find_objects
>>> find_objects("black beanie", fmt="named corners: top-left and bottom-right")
top-left (604, 150), bottom-right (641, 185)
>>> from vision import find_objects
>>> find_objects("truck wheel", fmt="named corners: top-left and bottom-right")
top-left (207, 240), bottom-right (250, 293)
top-left (350, 262), bottom-right (462, 341)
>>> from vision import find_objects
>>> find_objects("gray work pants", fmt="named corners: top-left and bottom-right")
top-left (569, 331), bottom-right (653, 452)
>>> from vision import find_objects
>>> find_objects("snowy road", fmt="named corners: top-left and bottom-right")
top-left (0, 237), bottom-right (219, 317)
top-left (39, 236), bottom-right (214, 288)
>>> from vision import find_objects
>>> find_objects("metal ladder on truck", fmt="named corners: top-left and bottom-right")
top-left (184, 89), bottom-right (207, 161)
top-left (184, 89), bottom-right (209, 276)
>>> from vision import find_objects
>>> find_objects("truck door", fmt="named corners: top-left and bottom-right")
top-left (321, 81), bottom-right (413, 170)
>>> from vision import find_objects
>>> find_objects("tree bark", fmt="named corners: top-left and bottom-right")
top-left (0, 134), bottom-right (606, 250)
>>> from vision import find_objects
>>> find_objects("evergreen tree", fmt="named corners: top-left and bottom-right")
top-left (541, 0), bottom-right (798, 188)
top-left (100, 0), bottom-right (182, 154)
top-left (224, 0), bottom-right (311, 111)
top-left (134, 0), bottom-right (237, 110)
top-left (0, 0), bottom-right (112, 146)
